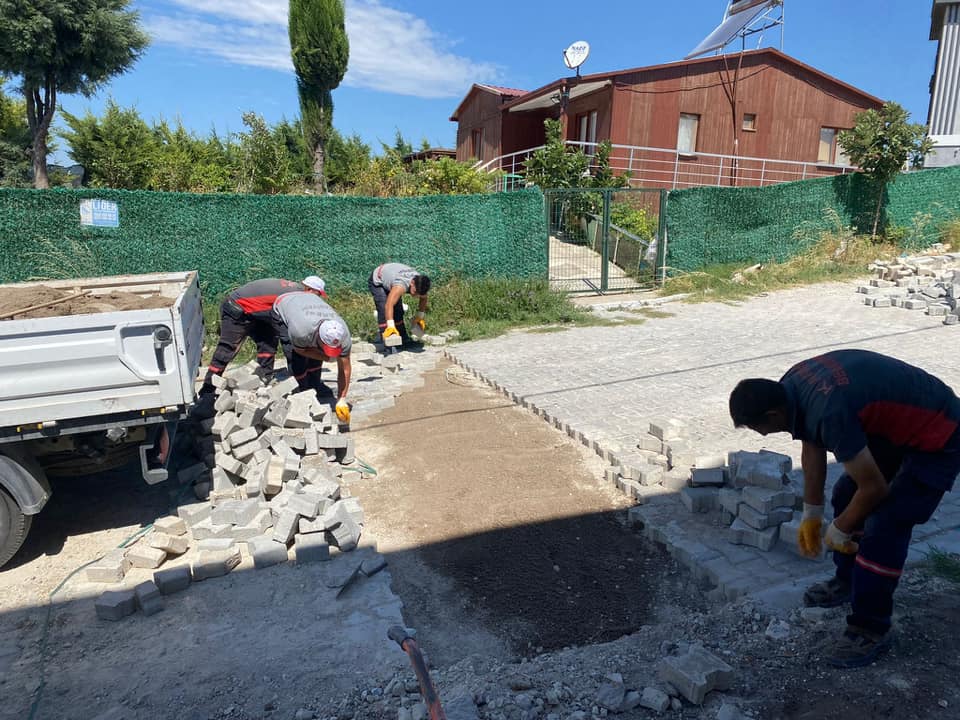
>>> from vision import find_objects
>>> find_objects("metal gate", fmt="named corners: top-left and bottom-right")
top-left (544, 188), bottom-right (667, 293)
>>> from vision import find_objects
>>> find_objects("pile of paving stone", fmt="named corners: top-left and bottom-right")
top-left (860, 252), bottom-right (960, 324)
top-left (90, 341), bottom-right (441, 621)
top-left (605, 420), bottom-right (816, 558)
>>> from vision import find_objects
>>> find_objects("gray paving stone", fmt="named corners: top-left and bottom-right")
top-left (95, 589), bottom-right (137, 621)
top-left (658, 646), bottom-right (733, 704)
top-left (133, 580), bottom-right (163, 616)
top-left (153, 565), bottom-right (192, 594)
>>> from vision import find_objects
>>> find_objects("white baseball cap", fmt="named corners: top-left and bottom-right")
top-left (302, 275), bottom-right (327, 297)
top-left (317, 319), bottom-right (348, 357)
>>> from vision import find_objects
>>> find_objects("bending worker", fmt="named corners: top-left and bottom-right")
top-left (368, 263), bottom-right (431, 346)
top-left (272, 291), bottom-right (352, 423)
top-left (729, 349), bottom-right (960, 668)
top-left (202, 276), bottom-right (327, 393)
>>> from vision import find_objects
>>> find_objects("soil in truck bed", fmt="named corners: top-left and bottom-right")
top-left (0, 285), bottom-right (173, 320)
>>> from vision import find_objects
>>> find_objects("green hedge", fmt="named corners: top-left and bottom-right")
top-left (0, 187), bottom-right (548, 296)
top-left (665, 165), bottom-right (960, 272)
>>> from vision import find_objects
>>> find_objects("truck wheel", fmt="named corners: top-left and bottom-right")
top-left (0, 487), bottom-right (31, 568)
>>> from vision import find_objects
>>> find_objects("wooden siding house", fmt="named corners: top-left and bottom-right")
top-left (451, 49), bottom-right (883, 187)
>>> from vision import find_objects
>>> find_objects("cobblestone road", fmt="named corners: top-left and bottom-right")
top-left (445, 282), bottom-right (960, 608)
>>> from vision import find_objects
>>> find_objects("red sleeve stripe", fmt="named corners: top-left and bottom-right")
top-left (235, 295), bottom-right (280, 314)
top-left (857, 401), bottom-right (958, 451)
top-left (855, 555), bottom-right (902, 579)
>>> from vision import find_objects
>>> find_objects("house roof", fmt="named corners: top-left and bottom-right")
top-left (449, 83), bottom-right (529, 121)
top-left (500, 48), bottom-right (883, 113)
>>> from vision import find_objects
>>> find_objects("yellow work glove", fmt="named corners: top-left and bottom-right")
top-left (825, 520), bottom-right (859, 554)
top-left (413, 312), bottom-right (426, 332)
top-left (382, 320), bottom-right (400, 341)
top-left (335, 399), bottom-right (351, 424)
top-left (798, 503), bottom-right (824, 558)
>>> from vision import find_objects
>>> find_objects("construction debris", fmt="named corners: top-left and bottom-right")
top-left (861, 251), bottom-right (960, 325)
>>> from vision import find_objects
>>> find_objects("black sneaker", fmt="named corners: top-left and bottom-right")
top-left (826, 626), bottom-right (893, 668)
top-left (803, 576), bottom-right (851, 608)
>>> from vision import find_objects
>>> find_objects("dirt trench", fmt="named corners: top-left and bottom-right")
top-left (348, 361), bottom-right (697, 666)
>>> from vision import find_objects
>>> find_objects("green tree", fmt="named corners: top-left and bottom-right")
top-left (236, 111), bottom-right (303, 195)
top-left (839, 101), bottom-right (935, 237)
top-left (150, 120), bottom-right (235, 193)
top-left (524, 119), bottom-right (589, 189)
top-left (0, 77), bottom-right (31, 186)
top-left (60, 99), bottom-right (158, 188)
top-left (0, 1), bottom-right (149, 188)
top-left (289, 0), bottom-right (349, 192)
top-left (414, 157), bottom-right (493, 195)
top-left (326, 128), bottom-right (371, 190)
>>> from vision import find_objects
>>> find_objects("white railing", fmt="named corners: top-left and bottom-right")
top-left (478, 141), bottom-right (856, 189)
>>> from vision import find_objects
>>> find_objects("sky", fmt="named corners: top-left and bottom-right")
top-left (52, 0), bottom-right (937, 162)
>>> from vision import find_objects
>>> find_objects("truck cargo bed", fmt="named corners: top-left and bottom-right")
top-left (0, 271), bottom-right (204, 438)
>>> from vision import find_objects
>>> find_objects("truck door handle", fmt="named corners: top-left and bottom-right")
top-left (153, 326), bottom-right (173, 373)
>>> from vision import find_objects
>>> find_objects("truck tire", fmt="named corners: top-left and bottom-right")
top-left (0, 487), bottom-right (30, 568)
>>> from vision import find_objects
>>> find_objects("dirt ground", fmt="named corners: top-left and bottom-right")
top-left (0, 286), bottom-right (171, 320)
top-left (348, 362), bottom-right (702, 666)
top-left (1, 357), bottom-right (959, 720)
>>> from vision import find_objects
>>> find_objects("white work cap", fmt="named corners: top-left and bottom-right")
top-left (302, 275), bottom-right (327, 296)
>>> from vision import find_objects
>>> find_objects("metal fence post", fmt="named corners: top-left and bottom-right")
top-left (544, 191), bottom-right (553, 283)
top-left (600, 189), bottom-right (611, 292)
top-left (656, 189), bottom-right (668, 286)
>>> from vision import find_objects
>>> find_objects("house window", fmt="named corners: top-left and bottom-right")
top-left (577, 111), bottom-right (598, 154)
top-left (470, 128), bottom-right (483, 160)
top-left (742, 113), bottom-right (757, 132)
top-left (818, 127), bottom-right (850, 165)
top-left (677, 113), bottom-right (700, 154)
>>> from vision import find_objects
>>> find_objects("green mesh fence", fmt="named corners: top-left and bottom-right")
top-left (0, 188), bottom-right (548, 297)
top-left (665, 165), bottom-right (960, 272)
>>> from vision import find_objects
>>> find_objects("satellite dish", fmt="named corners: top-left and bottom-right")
top-left (563, 41), bottom-right (590, 70)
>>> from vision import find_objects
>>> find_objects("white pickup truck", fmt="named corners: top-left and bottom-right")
top-left (0, 271), bottom-right (204, 566)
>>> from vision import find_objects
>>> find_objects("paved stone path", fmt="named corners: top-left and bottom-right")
top-left (445, 281), bottom-right (960, 609)
top-left (549, 236), bottom-right (642, 292)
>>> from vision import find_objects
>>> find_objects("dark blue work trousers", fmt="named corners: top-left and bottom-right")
top-left (831, 465), bottom-right (948, 635)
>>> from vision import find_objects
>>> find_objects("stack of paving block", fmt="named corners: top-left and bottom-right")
top-left (604, 419), bottom-right (728, 504)
top-left (860, 253), bottom-right (960, 325)
top-left (718, 450), bottom-right (797, 552)
top-left (87, 361), bottom-right (375, 618)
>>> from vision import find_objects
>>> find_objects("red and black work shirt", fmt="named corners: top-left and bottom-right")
top-left (781, 349), bottom-right (960, 489)
top-left (229, 279), bottom-right (303, 319)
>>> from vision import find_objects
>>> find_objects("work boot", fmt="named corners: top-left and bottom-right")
top-left (803, 576), bottom-right (851, 608)
top-left (825, 625), bottom-right (893, 668)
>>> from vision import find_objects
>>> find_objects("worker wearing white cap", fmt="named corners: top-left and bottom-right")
top-left (201, 276), bottom-right (327, 394)
top-left (272, 291), bottom-right (353, 423)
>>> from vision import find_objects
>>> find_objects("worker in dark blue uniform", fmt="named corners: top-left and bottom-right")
top-left (729, 349), bottom-right (960, 668)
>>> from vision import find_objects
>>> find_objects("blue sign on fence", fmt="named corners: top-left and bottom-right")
top-left (79, 199), bottom-right (119, 228)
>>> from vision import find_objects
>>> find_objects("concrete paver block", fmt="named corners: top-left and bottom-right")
top-left (740, 486), bottom-right (795, 514)
top-left (250, 537), bottom-right (290, 568)
top-left (737, 503), bottom-right (793, 530)
top-left (728, 518), bottom-right (778, 551)
top-left (153, 515), bottom-right (187, 536)
top-left (95, 589), bottom-right (137, 621)
top-left (85, 549), bottom-right (131, 584)
top-left (638, 687), bottom-right (670, 713)
top-left (689, 467), bottom-right (727, 487)
top-left (294, 532), bottom-right (331, 563)
top-left (147, 532), bottom-right (190, 555)
top-left (273, 509), bottom-right (300, 545)
top-left (658, 646), bottom-right (733, 705)
top-left (649, 418), bottom-right (686, 441)
top-left (680, 487), bottom-right (719, 513)
top-left (328, 515), bottom-right (361, 551)
top-left (133, 580), bottom-right (163, 615)
top-left (189, 518), bottom-right (234, 541)
top-left (192, 547), bottom-right (242, 580)
top-left (637, 435), bottom-right (663, 452)
top-left (153, 565), bottom-right (192, 594)
top-left (125, 544), bottom-right (167, 569)
top-left (718, 488), bottom-right (742, 516)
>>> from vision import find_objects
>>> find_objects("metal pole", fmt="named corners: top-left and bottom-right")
top-left (656, 189), bottom-right (668, 286)
top-left (600, 190), bottom-right (611, 292)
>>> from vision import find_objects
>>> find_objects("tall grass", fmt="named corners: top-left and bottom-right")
top-left (201, 277), bottom-right (592, 363)
top-left (660, 214), bottom-right (901, 303)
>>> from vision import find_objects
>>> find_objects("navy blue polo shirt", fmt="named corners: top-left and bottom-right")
top-left (781, 350), bottom-right (960, 488)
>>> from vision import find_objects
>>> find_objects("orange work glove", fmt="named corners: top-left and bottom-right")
top-left (798, 503), bottom-right (824, 558)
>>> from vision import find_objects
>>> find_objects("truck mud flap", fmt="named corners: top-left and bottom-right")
top-left (140, 419), bottom-right (178, 485)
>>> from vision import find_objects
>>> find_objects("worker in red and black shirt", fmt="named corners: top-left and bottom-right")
top-left (200, 276), bottom-right (327, 394)
top-left (729, 350), bottom-right (960, 668)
